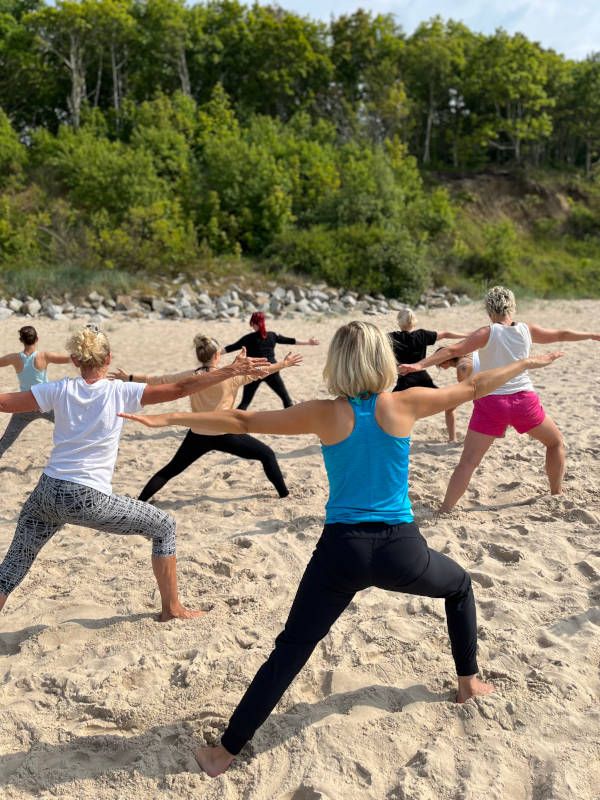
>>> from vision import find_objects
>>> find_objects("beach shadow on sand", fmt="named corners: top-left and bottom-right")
top-left (0, 684), bottom-right (447, 789)
top-left (0, 613), bottom-right (156, 656)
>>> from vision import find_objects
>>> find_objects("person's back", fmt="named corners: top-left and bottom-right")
top-left (34, 376), bottom-right (144, 493)
top-left (17, 351), bottom-right (48, 391)
top-left (322, 393), bottom-right (412, 524)
top-left (478, 322), bottom-right (533, 395)
top-left (389, 329), bottom-right (436, 364)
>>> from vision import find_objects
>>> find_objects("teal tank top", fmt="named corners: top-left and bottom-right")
top-left (322, 394), bottom-right (413, 525)
top-left (18, 352), bottom-right (47, 391)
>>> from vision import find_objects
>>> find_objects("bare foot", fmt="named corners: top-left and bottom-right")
top-left (456, 675), bottom-right (495, 703)
top-left (159, 605), bottom-right (207, 622)
top-left (194, 745), bottom-right (235, 777)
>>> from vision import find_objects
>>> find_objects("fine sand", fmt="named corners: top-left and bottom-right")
top-left (0, 299), bottom-right (599, 800)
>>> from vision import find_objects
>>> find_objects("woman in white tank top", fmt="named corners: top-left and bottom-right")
top-left (398, 286), bottom-right (600, 511)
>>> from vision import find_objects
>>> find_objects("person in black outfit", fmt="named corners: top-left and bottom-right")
top-left (390, 308), bottom-right (466, 392)
top-left (223, 312), bottom-right (319, 409)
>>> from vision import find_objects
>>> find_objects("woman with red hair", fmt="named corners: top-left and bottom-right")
top-left (223, 312), bottom-right (319, 409)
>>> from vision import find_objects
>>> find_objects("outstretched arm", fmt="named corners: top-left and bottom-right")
top-left (400, 351), bottom-right (563, 421)
top-left (0, 353), bottom-right (20, 369)
top-left (294, 338), bottom-right (319, 346)
top-left (39, 352), bottom-right (72, 367)
top-left (0, 390), bottom-right (40, 414)
top-left (436, 331), bottom-right (468, 340)
top-left (252, 352), bottom-right (303, 379)
top-left (399, 326), bottom-right (490, 374)
top-left (529, 324), bottom-right (600, 344)
top-left (120, 399), bottom-right (331, 437)
top-left (140, 349), bottom-right (269, 406)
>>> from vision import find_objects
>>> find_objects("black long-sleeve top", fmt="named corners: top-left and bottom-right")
top-left (224, 331), bottom-right (296, 363)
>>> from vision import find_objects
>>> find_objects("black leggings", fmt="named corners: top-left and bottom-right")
top-left (238, 372), bottom-right (293, 410)
top-left (221, 520), bottom-right (477, 755)
top-left (138, 430), bottom-right (289, 502)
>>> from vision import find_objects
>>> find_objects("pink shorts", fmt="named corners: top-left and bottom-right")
top-left (468, 391), bottom-right (545, 438)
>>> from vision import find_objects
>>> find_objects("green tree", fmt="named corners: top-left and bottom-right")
top-left (403, 17), bottom-right (471, 165)
top-left (26, 0), bottom-right (96, 128)
top-left (468, 30), bottom-right (553, 163)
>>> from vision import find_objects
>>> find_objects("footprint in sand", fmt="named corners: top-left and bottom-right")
top-left (470, 571), bottom-right (495, 588)
top-left (576, 560), bottom-right (600, 581)
top-left (484, 543), bottom-right (523, 564)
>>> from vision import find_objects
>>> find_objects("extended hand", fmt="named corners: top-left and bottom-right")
top-left (527, 351), bottom-right (564, 369)
top-left (231, 347), bottom-right (270, 377)
top-left (283, 352), bottom-right (303, 368)
top-left (308, 337), bottom-right (320, 345)
top-left (397, 363), bottom-right (422, 375)
top-left (118, 412), bottom-right (168, 427)
top-left (108, 368), bottom-right (128, 381)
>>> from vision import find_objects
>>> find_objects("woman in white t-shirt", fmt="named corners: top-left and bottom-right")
top-left (398, 286), bottom-right (600, 511)
top-left (0, 325), bottom-right (266, 620)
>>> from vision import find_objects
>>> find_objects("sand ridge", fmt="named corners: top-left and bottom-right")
top-left (0, 299), bottom-right (599, 799)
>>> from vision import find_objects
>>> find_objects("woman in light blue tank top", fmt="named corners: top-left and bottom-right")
top-left (122, 321), bottom-right (562, 777)
top-left (0, 326), bottom-right (71, 460)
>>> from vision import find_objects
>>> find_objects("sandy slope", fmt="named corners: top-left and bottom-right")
top-left (0, 299), bottom-right (599, 800)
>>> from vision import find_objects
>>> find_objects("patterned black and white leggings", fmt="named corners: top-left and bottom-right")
top-left (0, 410), bottom-right (54, 459)
top-left (0, 473), bottom-right (177, 597)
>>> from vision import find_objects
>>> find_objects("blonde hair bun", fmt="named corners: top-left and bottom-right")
top-left (66, 325), bottom-right (110, 368)
top-left (194, 333), bottom-right (219, 365)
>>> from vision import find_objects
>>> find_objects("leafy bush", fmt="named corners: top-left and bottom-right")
top-left (459, 220), bottom-right (519, 282)
top-left (0, 109), bottom-right (26, 187)
top-left (567, 204), bottom-right (600, 238)
top-left (267, 223), bottom-right (429, 300)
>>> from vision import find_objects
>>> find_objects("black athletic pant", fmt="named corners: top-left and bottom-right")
top-left (138, 430), bottom-right (289, 501)
top-left (221, 520), bottom-right (478, 755)
top-left (237, 372), bottom-right (293, 410)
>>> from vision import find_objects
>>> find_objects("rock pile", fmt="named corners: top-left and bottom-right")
top-left (0, 281), bottom-right (470, 324)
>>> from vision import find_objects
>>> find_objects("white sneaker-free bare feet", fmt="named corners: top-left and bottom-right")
top-left (194, 744), bottom-right (235, 777)
top-left (159, 604), bottom-right (207, 622)
top-left (456, 675), bottom-right (495, 703)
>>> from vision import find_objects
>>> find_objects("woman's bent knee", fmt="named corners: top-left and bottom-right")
top-left (151, 515), bottom-right (176, 557)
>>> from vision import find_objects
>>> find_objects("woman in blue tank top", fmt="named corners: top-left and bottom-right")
top-left (0, 326), bottom-right (71, 461)
top-left (122, 321), bottom-right (562, 777)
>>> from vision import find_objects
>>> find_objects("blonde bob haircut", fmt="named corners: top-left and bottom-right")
top-left (397, 307), bottom-right (417, 330)
top-left (323, 321), bottom-right (398, 398)
top-left (66, 325), bottom-right (110, 368)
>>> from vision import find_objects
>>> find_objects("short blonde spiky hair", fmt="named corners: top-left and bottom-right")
top-left (485, 286), bottom-right (516, 318)
top-left (323, 321), bottom-right (398, 398)
top-left (397, 307), bottom-right (417, 330)
top-left (66, 325), bottom-right (110, 368)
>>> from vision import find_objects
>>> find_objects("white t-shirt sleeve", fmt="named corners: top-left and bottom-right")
top-left (31, 379), bottom-right (63, 412)
top-left (119, 381), bottom-right (146, 413)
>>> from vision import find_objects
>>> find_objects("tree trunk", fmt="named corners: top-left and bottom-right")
top-left (423, 86), bottom-right (434, 164)
top-left (67, 33), bottom-right (86, 128)
top-left (93, 51), bottom-right (103, 107)
top-left (111, 42), bottom-right (120, 113)
top-left (177, 43), bottom-right (191, 97)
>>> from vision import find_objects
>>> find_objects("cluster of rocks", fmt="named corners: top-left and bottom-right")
top-left (0, 281), bottom-right (469, 324)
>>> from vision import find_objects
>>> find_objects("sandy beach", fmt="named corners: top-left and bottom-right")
top-left (0, 298), bottom-right (599, 800)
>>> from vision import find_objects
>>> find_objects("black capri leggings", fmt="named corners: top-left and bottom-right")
top-left (237, 372), bottom-right (293, 410)
top-left (138, 430), bottom-right (289, 502)
top-left (220, 520), bottom-right (478, 755)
